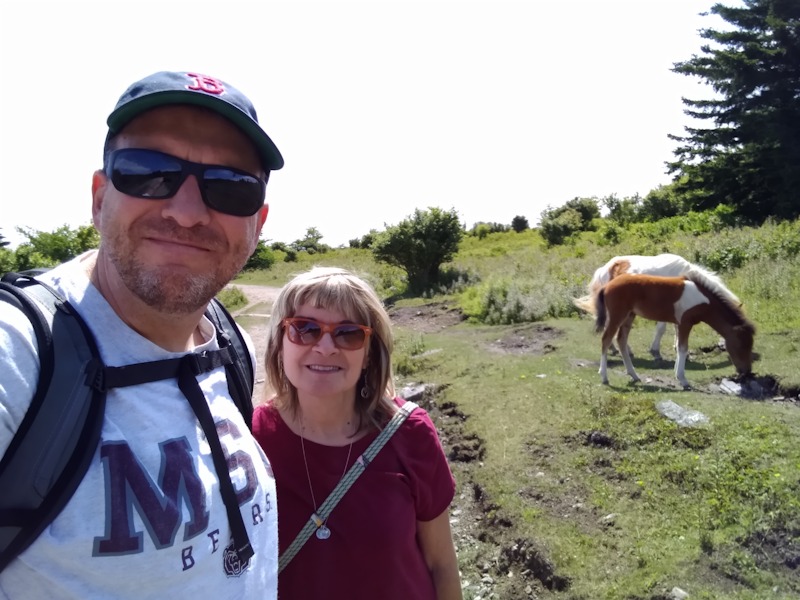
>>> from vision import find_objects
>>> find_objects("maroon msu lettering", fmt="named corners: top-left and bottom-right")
top-left (92, 419), bottom-right (259, 556)
top-left (186, 73), bottom-right (225, 95)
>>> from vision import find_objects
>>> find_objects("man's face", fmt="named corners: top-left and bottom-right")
top-left (92, 105), bottom-right (268, 314)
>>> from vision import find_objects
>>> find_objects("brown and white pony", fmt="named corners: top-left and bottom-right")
top-left (594, 272), bottom-right (755, 389)
top-left (575, 253), bottom-right (740, 359)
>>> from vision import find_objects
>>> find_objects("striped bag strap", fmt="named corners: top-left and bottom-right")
top-left (278, 400), bottom-right (418, 573)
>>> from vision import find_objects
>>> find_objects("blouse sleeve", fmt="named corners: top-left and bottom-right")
top-left (392, 403), bottom-right (456, 522)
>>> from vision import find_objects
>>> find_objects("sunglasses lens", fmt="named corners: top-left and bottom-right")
top-left (286, 319), bottom-right (368, 350)
top-left (203, 169), bottom-right (265, 217)
top-left (287, 319), bottom-right (323, 345)
top-left (332, 325), bottom-right (368, 350)
top-left (107, 149), bottom-right (265, 217)
top-left (109, 149), bottom-right (182, 199)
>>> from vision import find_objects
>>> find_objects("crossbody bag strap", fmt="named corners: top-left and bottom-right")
top-left (278, 400), bottom-right (418, 573)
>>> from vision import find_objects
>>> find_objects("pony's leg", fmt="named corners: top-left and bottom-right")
top-left (649, 322), bottom-right (667, 360)
top-left (599, 315), bottom-right (625, 384)
top-left (599, 349), bottom-right (609, 384)
top-left (674, 325), bottom-right (692, 389)
top-left (617, 315), bottom-right (640, 383)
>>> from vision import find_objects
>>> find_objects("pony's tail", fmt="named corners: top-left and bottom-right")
top-left (573, 293), bottom-right (596, 314)
top-left (594, 288), bottom-right (607, 333)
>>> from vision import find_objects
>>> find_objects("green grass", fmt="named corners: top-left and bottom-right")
top-left (408, 317), bottom-right (800, 598)
top-left (238, 217), bottom-right (800, 598)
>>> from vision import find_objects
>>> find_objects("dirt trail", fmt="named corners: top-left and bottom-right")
top-left (226, 283), bottom-right (282, 404)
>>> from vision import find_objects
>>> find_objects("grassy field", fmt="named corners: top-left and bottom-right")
top-left (233, 218), bottom-right (800, 599)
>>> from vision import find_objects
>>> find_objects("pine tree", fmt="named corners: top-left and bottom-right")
top-left (668, 0), bottom-right (800, 222)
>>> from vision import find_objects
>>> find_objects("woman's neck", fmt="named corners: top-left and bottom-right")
top-left (282, 393), bottom-right (363, 446)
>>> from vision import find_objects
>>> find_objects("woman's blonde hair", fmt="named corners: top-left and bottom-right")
top-left (265, 266), bottom-right (397, 430)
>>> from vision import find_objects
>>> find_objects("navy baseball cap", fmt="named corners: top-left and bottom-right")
top-left (107, 71), bottom-right (284, 170)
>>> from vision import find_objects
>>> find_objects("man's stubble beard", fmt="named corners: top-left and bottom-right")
top-left (105, 219), bottom-right (251, 314)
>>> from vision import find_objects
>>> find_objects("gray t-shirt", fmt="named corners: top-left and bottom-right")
top-left (0, 252), bottom-right (277, 599)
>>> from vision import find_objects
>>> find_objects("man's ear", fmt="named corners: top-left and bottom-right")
top-left (251, 204), bottom-right (269, 248)
top-left (257, 204), bottom-right (269, 229)
top-left (91, 170), bottom-right (108, 228)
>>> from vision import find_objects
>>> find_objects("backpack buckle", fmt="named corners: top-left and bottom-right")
top-left (84, 359), bottom-right (107, 392)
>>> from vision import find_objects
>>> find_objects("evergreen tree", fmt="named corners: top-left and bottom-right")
top-left (668, 0), bottom-right (800, 222)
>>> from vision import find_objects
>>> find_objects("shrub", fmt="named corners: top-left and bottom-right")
top-left (372, 207), bottom-right (463, 293)
top-left (216, 286), bottom-right (248, 311)
top-left (243, 240), bottom-right (276, 271)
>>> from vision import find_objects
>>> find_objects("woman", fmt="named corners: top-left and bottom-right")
top-left (253, 267), bottom-right (462, 599)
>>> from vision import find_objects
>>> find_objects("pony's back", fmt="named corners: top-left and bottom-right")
top-left (575, 253), bottom-right (739, 313)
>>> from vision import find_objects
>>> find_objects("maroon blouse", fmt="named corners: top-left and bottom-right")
top-left (253, 399), bottom-right (456, 599)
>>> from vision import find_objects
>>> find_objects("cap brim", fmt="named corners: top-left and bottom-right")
top-left (107, 91), bottom-right (284, 171)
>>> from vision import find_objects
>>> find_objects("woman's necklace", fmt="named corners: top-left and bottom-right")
top-left (299, 423), bottom-right (354, 540)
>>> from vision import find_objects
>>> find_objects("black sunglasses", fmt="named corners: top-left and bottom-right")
top-left (104, 148), bottom-right (268, 217)
top-left (283, 318), bottom-right (372, 351)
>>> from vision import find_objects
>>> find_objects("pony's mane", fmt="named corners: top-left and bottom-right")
top-left (685, 271), bottom-right (751, 327)
top-left (684, 264), bottom-right (741, 305)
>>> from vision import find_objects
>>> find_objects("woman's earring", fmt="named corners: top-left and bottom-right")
top-left (360, 384), bottom-right (370, 399)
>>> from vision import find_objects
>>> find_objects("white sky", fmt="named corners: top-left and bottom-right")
top-left (0, 0), bottom-right (721, 249)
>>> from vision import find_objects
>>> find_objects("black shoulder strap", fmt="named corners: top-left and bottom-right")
top-left (0, 272), bottom-right (106, 573)
top-left (205, 298), bottom-right (255, 430)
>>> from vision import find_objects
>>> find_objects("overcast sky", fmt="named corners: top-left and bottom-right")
top-left (0, 0), bottom-right (723, 248)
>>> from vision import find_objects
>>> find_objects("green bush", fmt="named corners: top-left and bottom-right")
top-left (539, 208), bottom-right (583, 247)
top-left (216, 286), bottom-right (248, 311)
top-left (243, 240), bottom-right (276, 271)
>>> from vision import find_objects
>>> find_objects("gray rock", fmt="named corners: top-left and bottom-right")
top-left (656, 400), bottom-right (710, 428)
top-left (399, 384), bottom-right (428, 401)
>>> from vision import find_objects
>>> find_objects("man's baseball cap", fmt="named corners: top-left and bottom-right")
top-left (106, 71), bottom-right (284, 170)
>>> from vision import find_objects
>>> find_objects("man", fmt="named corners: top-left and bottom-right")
top-left (0, 71), bottom-right (282, 598)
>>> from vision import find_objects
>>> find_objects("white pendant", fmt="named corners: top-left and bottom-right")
top-left (316, 525), bottom-right (331, 540)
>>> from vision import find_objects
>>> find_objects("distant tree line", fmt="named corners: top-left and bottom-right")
top-left (0, 224), bottom-right (100, 273)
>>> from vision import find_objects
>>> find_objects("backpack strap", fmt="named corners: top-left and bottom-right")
top-left (0, 274), bottom-right (256, 573)
top-left (205, 298), bottom-right (254, 430)
top-left (0, 273), bottom-right (106, 573)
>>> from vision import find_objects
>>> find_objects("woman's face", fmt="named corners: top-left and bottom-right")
top-left (281, 303), bottom-right (369, 403)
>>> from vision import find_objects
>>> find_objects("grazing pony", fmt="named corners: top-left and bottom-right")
top-left (575, 253), bottom-right (740, 359)
top-left (594, 272), bottom-right (755, 389)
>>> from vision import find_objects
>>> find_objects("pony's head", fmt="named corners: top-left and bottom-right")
top-left (725, 322), bottom-right (756, 375)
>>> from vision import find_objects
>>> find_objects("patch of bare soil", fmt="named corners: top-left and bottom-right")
top-left (487, 323), bottom-right (562, 355)
top-left (387, 301), bottom-right (467, 333)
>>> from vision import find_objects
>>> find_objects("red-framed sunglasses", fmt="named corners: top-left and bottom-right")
top-left (283, 318), bottom-right (372, 350)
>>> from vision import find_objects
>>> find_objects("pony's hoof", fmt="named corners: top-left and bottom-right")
top-left (601, 379), bottom-right (610, 385)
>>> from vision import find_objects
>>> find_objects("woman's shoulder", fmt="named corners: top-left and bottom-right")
top-left (390, 397), bottom-right (441, 443)
top-left (252, 400), bottom-right (282, 433)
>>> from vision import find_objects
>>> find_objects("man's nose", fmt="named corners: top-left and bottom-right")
top-left (161, 175), bottom-right (212, 227)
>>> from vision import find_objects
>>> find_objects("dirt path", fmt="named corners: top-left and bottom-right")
top-left (227, 283), bottom-right (282, 404)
